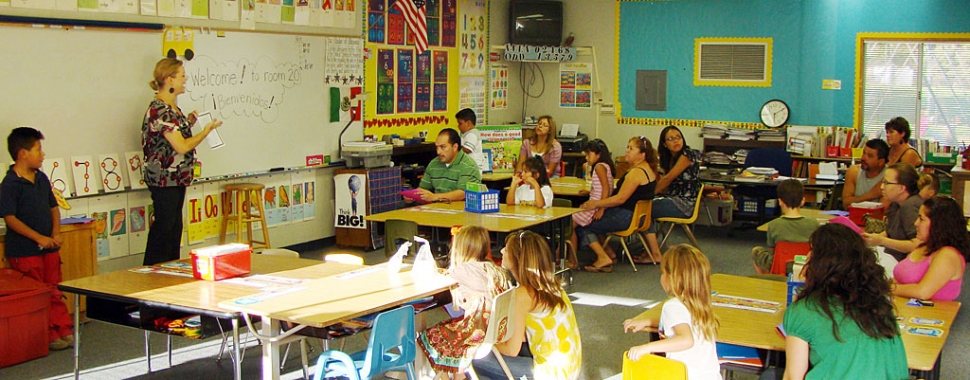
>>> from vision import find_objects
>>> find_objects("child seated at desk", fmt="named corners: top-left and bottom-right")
top-left (751, 179), bottom-right (820, 275)
top-left (419, 261), bottom-right (514, 379)
top-left (622, 245), bottom-right (721, 380)
top-left (507, 156), bottom-right (554, 208)
top-left (775, 223), bottom-right (908, 380)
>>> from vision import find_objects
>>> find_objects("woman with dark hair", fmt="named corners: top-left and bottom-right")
top-left (640, 126), bottom-right (701, 263)
top-left (781, 223), bottom-right (908, 380)
top-left (893, 196), bottom-right (969, 301)
top-left (884, 117), bottom-right (923, 167)
top-left (576, 136), bottom-right (659, 272)
top-left (863, 163), bottom-right (923, 261)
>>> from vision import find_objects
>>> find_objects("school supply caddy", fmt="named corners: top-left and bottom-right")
top-left (190, 243), bottom-right (252, 281)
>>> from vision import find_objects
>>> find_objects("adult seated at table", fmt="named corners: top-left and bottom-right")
top-left (774, 223), bottom-right (909, 380)
top-left (517, 115), bottom-right (563, 178)
top-left (863, 163), bottom-right (922, 261)
top-left (641, 126), bottom-right (701, 263)
top-left (842, 139), bottom-right (889, 209)
top-left (884, 117), bottom-right (923, 167)
top-left (414, 128), bottom-right (482, 203)
top-left (892, 196), bottom-right (969, 302)
top-left (576, 136), bottom-right (659, 272)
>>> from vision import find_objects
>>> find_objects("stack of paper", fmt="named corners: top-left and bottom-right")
top-left (702, 124), bottom-right (727, 139)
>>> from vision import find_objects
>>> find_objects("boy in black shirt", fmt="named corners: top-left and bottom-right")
top-left (0, 127), bottom-right (73, 350)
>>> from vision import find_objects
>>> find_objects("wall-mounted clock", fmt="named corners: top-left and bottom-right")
top-left (760, 99), bottom-right (790, 128)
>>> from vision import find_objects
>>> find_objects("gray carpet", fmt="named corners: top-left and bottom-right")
top-left (2, 224), bottom-right (968, 379)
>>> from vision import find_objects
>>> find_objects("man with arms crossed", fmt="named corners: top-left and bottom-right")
top-left (842, 139), bottom-right (889, 209)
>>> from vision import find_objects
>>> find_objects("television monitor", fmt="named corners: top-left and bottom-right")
top-left (508, 1), bottom-right (563, 46)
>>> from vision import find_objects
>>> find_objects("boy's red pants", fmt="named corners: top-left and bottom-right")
top-left (9, 251), bottom-right (74, 342)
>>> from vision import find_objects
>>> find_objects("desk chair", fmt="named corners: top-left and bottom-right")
top-left (603, 200), bottom-right (653, 272)
top-left (621, 352), bottom-right (687, 380)
top-left (467, 285), bottom-right (519, 380)
top-left (770, 241), bottom-right (810, 276)
top-left (657, 187), bottom-right (705, 250)
top-left (313, 305), bottom-right (417, 380)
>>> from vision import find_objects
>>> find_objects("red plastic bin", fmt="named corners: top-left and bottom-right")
top-left (0, 269), bottom-right (52, 368)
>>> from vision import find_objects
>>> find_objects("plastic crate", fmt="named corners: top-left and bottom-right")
top-left (926, 152), bottom-right (957, 165)
top-left (465, 190), bottom-right (500, 213)
top-left (0, 270), bottom-right (52, 368)
top-left (737, 198), bottom-right (775, 215)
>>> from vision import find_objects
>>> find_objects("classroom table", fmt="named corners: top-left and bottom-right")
top-left (632, 274), bottom-right (960, 379)
top-left (755, 208), bottom-right (836, 232)
top-left (58, 255), bottom-right (370, 380)
top-left (218, 266), bottom-right (457, 380)
top-left (481, 172), bottom-right (514, 183)
top-left (550, 176), bottom-right (590, 198)
top-left (365, 202), bottom-right (580, 276)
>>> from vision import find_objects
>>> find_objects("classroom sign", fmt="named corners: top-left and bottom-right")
top-left (334, 173), bottom-right (367, 229)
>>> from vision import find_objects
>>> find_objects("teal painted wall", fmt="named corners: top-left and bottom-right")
top-left (618, 0), bottom-right (970, 127)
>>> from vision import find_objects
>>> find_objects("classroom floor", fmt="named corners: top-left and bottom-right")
top-left (2, 224), bottom-right (968, 380)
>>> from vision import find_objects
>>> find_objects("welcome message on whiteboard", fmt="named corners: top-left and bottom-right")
top-left (185, 55), bottom-right (310, 123)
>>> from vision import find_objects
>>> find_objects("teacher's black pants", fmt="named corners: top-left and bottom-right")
top-left (144, 185), bottom-right (187, 266)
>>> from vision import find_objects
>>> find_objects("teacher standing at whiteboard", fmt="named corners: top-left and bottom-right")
top-left (141, 58), bottom-right (222, 265)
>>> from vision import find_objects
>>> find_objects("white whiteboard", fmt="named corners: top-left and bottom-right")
top-left (0, 26), bottom-right (358, 188)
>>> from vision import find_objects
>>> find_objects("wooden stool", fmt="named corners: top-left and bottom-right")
top-left (220, 183), bottom-right (270, 250)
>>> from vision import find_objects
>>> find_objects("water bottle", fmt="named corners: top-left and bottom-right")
top-left (412, 236), bottom-right (438, 276)
top-left (584, 163), bottom-right (593, 190)
top-left (387, 241), bottom-right (410, 274)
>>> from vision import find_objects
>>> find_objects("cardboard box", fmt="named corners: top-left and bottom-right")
top-left (0, 269), bottom-right (52, 368)
top-left (696, 197), bottom-right (733, 226)
top-left (190, 244), bottom-right (252, 281)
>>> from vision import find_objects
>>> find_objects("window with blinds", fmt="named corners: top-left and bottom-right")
top-left (694, 39), bottom-right (771, 87)
top-left (861, 40), bottom-right (970, 147)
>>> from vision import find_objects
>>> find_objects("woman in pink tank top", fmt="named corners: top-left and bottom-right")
top-left (892, 196), bottom-right (969, 301)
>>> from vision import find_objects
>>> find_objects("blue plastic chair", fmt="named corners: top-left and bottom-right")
top-left (312, 305), bottom-right (416, 380)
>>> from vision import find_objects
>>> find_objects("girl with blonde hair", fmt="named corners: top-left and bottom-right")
top-left (623, 245), bottom-right (721, 380)
top-left (473, 230), bottom-right (582, 379)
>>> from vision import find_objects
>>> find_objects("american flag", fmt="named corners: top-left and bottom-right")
top-left (394, 0), bottom-right (428, 55)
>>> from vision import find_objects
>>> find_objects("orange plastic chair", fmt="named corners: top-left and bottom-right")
top-left (603, 200), bottom-right (653, 272)
top-left (770, 241), bottom-right (811, 276)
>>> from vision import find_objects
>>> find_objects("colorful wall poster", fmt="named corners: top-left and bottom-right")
top-left (333, 173), bottom-right (363, 228)
top-left (490, 64), bottom-right (508, 110)
top-left (459, 76), bottom-right (486, 123)
top-left (459, 0), bottom-right (487, 75)
top-left (560, 62), bottom-right (593, 108)
top-left (397, 49), bottom-right (414, 113)
top-left (377, 49), bottom-right (395, 114)
top-left (325, 37), bottom-right (364, 86)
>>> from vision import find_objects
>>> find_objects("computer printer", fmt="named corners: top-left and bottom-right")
top-left (558, 132), bottom-right (588, 152)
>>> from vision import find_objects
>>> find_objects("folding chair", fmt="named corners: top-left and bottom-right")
top-left (467, 285), bottom-right (519, 380)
